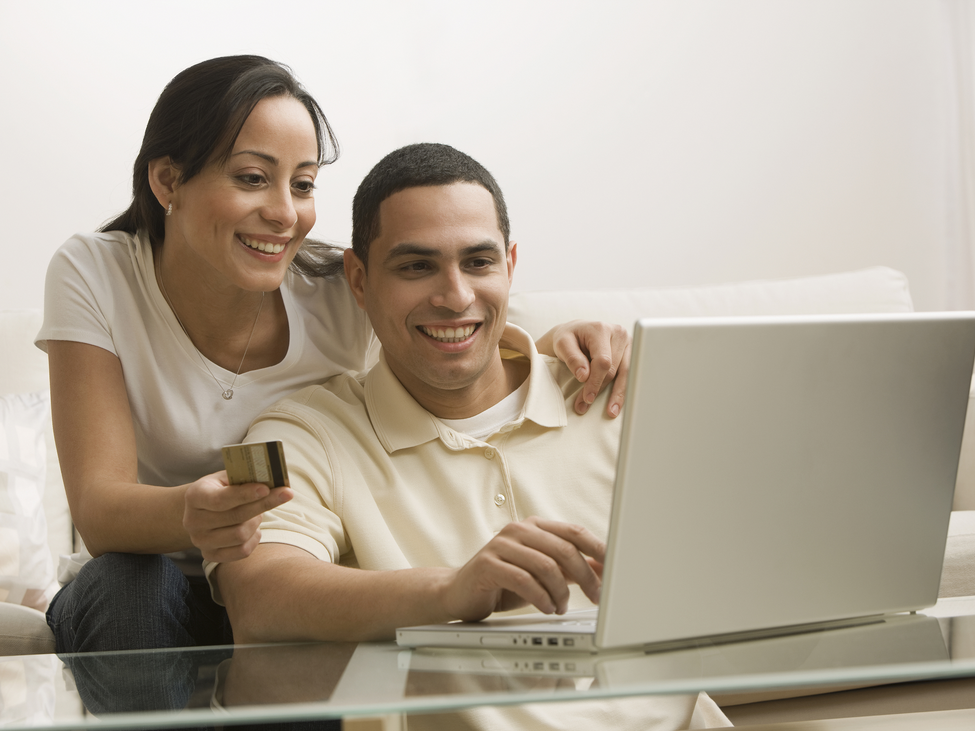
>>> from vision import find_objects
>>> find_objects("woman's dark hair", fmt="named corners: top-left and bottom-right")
top-left (101, 55), bottom-right (344, 277)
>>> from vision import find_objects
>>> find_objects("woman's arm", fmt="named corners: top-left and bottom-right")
top-left (48, 340), bottom-right (287, 558)
top-left (535, 321), bottom-right (631, 418)
top-left (49, 340), bottom-right (187, 555)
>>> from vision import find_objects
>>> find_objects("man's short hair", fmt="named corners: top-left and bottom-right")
top-left (351, 143), bottom-right (510, 267)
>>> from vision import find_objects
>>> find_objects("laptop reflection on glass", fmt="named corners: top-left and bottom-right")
top-left (397, 313), bottom-right (975, 654)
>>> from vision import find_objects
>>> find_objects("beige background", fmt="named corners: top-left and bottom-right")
top-left (0, 0), bottom-right (961, 311)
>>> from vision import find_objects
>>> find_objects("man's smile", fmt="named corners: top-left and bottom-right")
top-left (418, 324), bottom-right (479, 343)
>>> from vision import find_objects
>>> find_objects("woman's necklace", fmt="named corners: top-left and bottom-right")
top-left (158, 268), bottom-right (265, 401)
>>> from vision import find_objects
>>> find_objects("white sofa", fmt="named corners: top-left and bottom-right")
top-left (0, 310), bottom-right (68, 656)
top-left (2, 265), bottom-right (974, 724)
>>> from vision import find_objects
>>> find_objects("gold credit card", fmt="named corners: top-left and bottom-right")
top-left (222, 441), bottom-right (290, 488)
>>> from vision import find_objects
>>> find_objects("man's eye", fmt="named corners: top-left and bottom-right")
top-left (468, 258), bottom-right (493, 269)
top-left (401, 262), bottom-right (431, 274)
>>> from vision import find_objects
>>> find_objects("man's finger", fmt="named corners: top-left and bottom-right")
top-left (530, 518), bottom-right (607, 564)
top-left (489, 537), bottom-right (575, 613)
top-left (500, 520), bottom-right (604, 608)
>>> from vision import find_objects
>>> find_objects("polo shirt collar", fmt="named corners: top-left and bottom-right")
top-left (364, 323), bottom-right (568, 453)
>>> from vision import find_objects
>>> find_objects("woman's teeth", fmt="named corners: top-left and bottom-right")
top-left (421, 324), bottom-right (476, 342)
top-left (240, 235), bottom-right (286, 254)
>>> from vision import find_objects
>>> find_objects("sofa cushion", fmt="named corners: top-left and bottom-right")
top-left (0, 391), bottom-right (57, 613)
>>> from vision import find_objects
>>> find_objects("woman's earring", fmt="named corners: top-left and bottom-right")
top-left (166, 203), bottom-right (173, 217)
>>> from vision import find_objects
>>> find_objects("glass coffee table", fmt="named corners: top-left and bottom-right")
top-left (4, 598), bottom-right (975, 730)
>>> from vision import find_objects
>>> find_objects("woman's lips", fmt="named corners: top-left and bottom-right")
top-left (239, 234), bottom-right (288, 254)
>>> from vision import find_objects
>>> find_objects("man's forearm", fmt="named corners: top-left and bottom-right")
top-left (215, 543), bottom-right (456, 643)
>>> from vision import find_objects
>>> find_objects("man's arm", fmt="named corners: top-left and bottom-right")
top-left (215, 517), bottom-right (605, 643)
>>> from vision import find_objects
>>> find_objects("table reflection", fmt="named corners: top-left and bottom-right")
top-left (217, 642), bottom-right (357, 708)
top-left (62, 646), bottom-right (232, 715)
top-left (58, 644), bottom-right (345, 730)
top-left (2, 610), bottom-right (973, 730)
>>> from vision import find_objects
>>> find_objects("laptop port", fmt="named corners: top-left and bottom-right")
top-left (547, 637), bottom-right (559, 646)
top-left (532, 637), bottom-right (543, 645)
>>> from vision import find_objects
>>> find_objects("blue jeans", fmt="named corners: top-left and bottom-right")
top-left (48, 553), bottom-right (339, 729)
top-left (46, 553), bottom-right (233, 653)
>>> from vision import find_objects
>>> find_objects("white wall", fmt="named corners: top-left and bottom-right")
top-left (0, 0), bottom-right (956, 311)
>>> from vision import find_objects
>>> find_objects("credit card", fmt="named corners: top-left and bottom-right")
top-left (222, 440), bottom-right (290, 488)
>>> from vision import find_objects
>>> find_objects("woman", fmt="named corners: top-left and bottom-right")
top-left (37, 55), bottom-right (630, 655)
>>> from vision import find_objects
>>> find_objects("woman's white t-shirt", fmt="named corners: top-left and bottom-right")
top-left (36, 231), bottom-right (376, 575)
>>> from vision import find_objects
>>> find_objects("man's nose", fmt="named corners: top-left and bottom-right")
top-left (431, 268), bottom-right (476, 312)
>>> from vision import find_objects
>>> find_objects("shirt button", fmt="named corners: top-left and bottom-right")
top-left (494, 494), bottom-right (506, 507)
top-left (484, 448), bottom-right (496, 460)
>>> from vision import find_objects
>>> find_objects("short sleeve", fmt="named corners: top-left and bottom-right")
top-left (35, 235), bottom-right (121, 356)
top-left (250, 408), bottom-right (348, 562)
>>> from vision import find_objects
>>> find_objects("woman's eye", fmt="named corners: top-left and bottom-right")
top-left (293, 180), bottom-right (317, 195)
top-left (237, 173), bottom-right (266, 187)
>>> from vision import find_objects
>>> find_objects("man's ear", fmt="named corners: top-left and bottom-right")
top-left (147, 157), bottom-right (180, 212)
top-left (344, 248), bottom-right (368, 310)
top-left (507, 241), bottom-right (518, 285)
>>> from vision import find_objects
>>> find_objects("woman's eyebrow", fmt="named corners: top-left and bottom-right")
top-left (231, 150), bottom-right (318, 168)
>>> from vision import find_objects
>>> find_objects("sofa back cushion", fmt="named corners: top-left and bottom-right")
top-left (507, 266), bottom-right (914, 339)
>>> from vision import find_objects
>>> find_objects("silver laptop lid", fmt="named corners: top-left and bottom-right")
top-left (597, 312), bottom-right (975, 650)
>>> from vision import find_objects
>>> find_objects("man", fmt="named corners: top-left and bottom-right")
top-left (209, 143), bottom-right (727, 729)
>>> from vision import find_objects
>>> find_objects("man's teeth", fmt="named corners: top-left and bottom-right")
top-left (240, 236), bottom-right (286, 254)
top-left (421, 325), bottom-right (476, 342)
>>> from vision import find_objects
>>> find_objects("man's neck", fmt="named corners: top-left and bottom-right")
top-left (392, 355), bottom-right (530, 420)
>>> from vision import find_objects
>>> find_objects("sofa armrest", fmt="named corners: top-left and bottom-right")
top-left (0, 603), bottom-right (55, 656)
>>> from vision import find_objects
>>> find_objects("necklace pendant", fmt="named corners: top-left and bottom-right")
top-left (222, 389), bottom-right (234, 400)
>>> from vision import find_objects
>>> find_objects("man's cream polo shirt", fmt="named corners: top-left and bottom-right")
top-left (202, 325), bottom-right (731, 730)
top-left (207, 324), bottom-right (621, 592)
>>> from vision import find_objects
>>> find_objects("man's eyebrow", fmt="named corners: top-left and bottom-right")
top-left (384, 241), bottom-right (502, 262)
top-left (231, 150), bottom-right (318, 169)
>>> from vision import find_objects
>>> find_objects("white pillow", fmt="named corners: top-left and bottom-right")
top-left (0, 391), bottom-right (57, 612)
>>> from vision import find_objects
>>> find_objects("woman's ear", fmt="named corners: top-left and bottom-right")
top-left (147, 157), bottom-right (180, 212)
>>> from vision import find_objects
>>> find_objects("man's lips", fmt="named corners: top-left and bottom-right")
top-left (418, 324), bottom-right (479, 343)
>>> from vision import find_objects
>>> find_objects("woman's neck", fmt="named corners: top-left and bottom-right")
top-left (154, 247), bottom-right (289, 373)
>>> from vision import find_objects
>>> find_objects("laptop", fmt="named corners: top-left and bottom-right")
top-left (403, 611), bottom-right (948, 681)
top-left (396, 313), bottom-right (975, 653)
